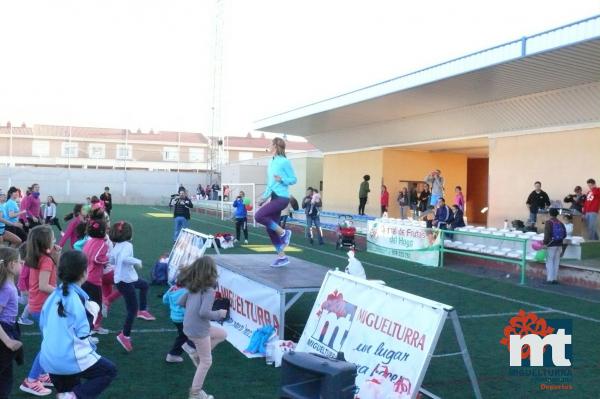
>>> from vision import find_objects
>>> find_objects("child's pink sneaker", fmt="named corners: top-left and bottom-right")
top-left (116, 332), bottom-right (133, 352)
top-left (38, 374), bottom-right (54, 387)
top-left (136, 310), bottom-right (156, 321)
top-left (19, 378), bottom-right (52, 396)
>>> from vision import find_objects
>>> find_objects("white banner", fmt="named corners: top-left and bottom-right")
top-left (168, 229), bottom-right (207, 283)
top-left (215, 265), bottom-right (281, 358)
top-left (297, 271), bottom-right (449, 399)
top-left (367, 219), bottom-right (441, 267)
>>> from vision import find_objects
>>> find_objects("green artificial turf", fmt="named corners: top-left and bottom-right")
top-left (11, 204), bottom-right (600, 398)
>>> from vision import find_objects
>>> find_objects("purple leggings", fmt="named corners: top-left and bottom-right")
top-left (255, 196), bottom-right (289, 249)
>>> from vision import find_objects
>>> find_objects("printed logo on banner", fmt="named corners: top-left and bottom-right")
top-left (310, 290), bottom-right (357, 355)
top-left (501, 310), bottom-right (574, 391)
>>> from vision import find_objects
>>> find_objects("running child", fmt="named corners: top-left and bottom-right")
top-left (163, 281), bottom-right (196, 364)
top-left (16, 244), bottom-right (33, 326)
top-left (58, 204), bottom-right (86, 249)
top-left (110, 221), bottom-right (156, 352)
top-left (178, 256), bottom-right (227, 399)
top-left (20, 225), bottom-right (60, 396)
top-left (232, 191), bottom-right (249, 244)
top-left (0, 247), bottom-right (24, 399)
top-left (39, 251), bottom-right (117, 399)
top-left (82, 218), bottom-right (110, 334)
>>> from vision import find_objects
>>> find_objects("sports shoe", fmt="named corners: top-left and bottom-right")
top-left (244, 239), bottom-right (248, 245)
top-left (181, 342), bottom-right (196, 355)
top-left (188, 390), bottom-right (214, 399)
top-left (18, 317), bottom-right (34, 326)
top-left (92, 327), bottom-right (109, 335)
top-left (89, 336), bottom-right (99, 345)
top-left (136, 310), bottom-right (156, 321)
top-left (270, 256), bottom-right (290, 268)
top-left (166, 354), bottom-right (184, 363)
top-left (57, 392), bottom-right (77, 399)
top-left (101, 302), bottom-right (109, 318)
top-left (38, 374), bottom-right (54, 387)
top-left (281, 230), bottom-right (292, 249)
top-left (116, 332), bottom-right (133, 352)
top-left (19, 379), bottom-right (52, 396)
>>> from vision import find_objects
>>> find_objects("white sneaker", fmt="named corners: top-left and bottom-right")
top-left (90, 336), bottom-right (99, 344)
top-left (244, 240), bottom-right (248, 245)
top-left (18, 317), bottom-right (34, 326)
top-left (166, 354), bottom-right (184, 363)
top-left (57, 393), bottom-right (77, 399)
top-left (93, 327), bottom-right (109, 335)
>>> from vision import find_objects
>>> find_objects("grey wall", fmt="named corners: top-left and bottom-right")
top-left (0, 167), bottom-right (209, 205)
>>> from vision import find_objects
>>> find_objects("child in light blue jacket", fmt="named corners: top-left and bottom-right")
top-left (163, 283), bottom-right (197, 364)
top-left (39, 251), bottom-right (117, 398)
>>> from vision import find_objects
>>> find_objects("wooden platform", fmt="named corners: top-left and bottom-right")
top-left (214, 254), bottom-right (329, 292)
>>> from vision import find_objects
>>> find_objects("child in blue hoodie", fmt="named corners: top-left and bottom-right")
top-left (39, 251), bottom-right (117, 399)
top-left (232, 191), bottom-right (249, 245)
top-left (163, 282), bottom-right (197, 364)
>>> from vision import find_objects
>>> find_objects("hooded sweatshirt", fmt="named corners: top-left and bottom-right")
top-left (39, 284), bottom-right (101, 375)
top-left (263, 155), bottom-right (297, 199)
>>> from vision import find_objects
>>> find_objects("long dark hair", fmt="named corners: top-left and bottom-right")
top-left (25, 225), bottom-right (54, 269)
top-left (57, 251), bottom-right (88, 318)
top-left (0, 247), bottom-right (19, 287)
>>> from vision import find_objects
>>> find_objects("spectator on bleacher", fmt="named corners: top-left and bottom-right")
top-left (421, 205), bottom-right (435, 229)
top-left (543, 208), bottom-right (566, 284)
top-left (425, 170), bottom-right (444, 206)
top-left (409, 184), bottom-right (419, 218)
top-left (380, 185), bottom-right (389, 216)
top-left (450, 205), bottom-right (466, 230)
top-left (526, 181), bottom-right (550, 225)
top-left (454, 186), bottom-right (465, 212)
top-left (223, 186), bottom-right (230, 201)
top-left (204, 185), bottom-right (211, 200)
top-left (357, 175), bottom-right (370, 216)
top-left (302, 188), bottom-right (323, 245)
top-left (100, 186), bottom-right (113, 216)
top-left (418, 184), bottom-right (431, 214)
top-left (172, 189), bottom-right (194, 242)
top-left (211, 183), bottom-right (220, 201)
top-left (583, 178), bottom-right (600, 240)
top-left (397, 187), bottom-right (409, 219)
top-left (433, 198), bottom-right (453, 230)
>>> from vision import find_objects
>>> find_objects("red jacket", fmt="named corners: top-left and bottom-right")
top-left (583, 187), bottom-right (600, 214)
top-left (381, 191), bottom-right (389, 206)
top-left (83, 237), bottom-right (110, 286)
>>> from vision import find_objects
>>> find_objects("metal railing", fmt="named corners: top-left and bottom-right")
top-left (439, 229), bottom-right (529, 285)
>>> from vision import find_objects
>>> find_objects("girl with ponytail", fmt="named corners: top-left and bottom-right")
top-left (39, 251), bottom-right (117, 398)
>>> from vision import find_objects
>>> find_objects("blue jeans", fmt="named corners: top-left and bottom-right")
top-left (28, 312), bottom-right (45, 380)
top-left (50, 357), bottom-right (117, 398)
top-left (173, 216), bottom-right (188, 242)
top-left (116, 280), bottom-right (149, 336)
top-left (585, 212), bottom-right (599, 240)
top-left (306, 215), bottom-right (323, 244)
top-left (430, 193), bottom-right (441, 206)
top-left (528, 211), bottom-right (538, 225)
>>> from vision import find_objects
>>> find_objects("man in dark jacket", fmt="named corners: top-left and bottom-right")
top-left (99, 187), bottom-right (112, 216)
top-left (358, 175), bottom-right (370, 216)
top-left (172, 188), bottom-right (193, 242)
top-left (433, 198), bottom-right (453, 230)
top-left (526, 181), bottom-right (551, 225)
top-left (543, 208), bottom-right (566, 284)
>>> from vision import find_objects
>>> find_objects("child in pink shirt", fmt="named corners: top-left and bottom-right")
top-left (16, 244), bottom-right (33, 326)
top-left (82, 218), bottom-right (110, 333)
top-left (454, 186), bottom-right (465, 212)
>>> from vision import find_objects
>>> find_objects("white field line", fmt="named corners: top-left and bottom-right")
top-left (23, 328), bottom-right (177, 337)
top-left (149, 207), bottom-right (600, 324)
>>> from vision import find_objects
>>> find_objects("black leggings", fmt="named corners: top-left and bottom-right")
top-left (45, 216), bottom-right (63, 231)
top-left (358, 197), bottom-right (367, 215)
top-left (5, 225), bottom-right (27, 242)
top-left (116, 280), bottom-right (148, 337)
top-left (235, 218), bottom-right (248, 241)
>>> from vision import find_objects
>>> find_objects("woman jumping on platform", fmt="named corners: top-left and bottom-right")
top-left (255, 137), bottom-right (297, 267)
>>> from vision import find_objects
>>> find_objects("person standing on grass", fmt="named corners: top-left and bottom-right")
top-left (99, 187), bottom-right (112, 216)
top-left (302, 188), bottom-right (324, 245)
top-left (162, 280), bottom-right (196, 364)
top-left (255, 137), bottom-right (297, 268)
top-left (39, 251), bottom-right (117, 399)
top-left (358, 175), bottom-right (370, 216)
top-left (82, 218), bottom-right (110, 334)
top-left (59, 204), bottom-right (86, 249)
top-left (110, 221), bottom-right (156, 353)
top-left (232, 191), bottom-right (249, 245)
top-left (543, 208), bottom-right (566, 284)
top-left (178, 257), bottom-right (227, 399)
top-left (173, 189), bottom-right (194, 242)
top-left (20, 184), bottom-right (44, 232)
top-left (583, 178), bottom-right (600, 240)
top-left (526, 181), bottom-right (550, 225)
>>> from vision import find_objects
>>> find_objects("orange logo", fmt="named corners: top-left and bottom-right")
top-left (500, 310), bottom-right (555, 360)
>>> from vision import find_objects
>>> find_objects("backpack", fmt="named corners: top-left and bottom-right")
top-left (151, 258), bottom-right (169, 285)
top-left (550, 219), bottom-right (566, 242)
top-left (212, 294), bottom-right (231, 324)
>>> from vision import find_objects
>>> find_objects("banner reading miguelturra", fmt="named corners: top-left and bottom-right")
top-left (297, 271), bottom-right (449, 399)
top-left (367, 219), bottom-right (441, 267)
